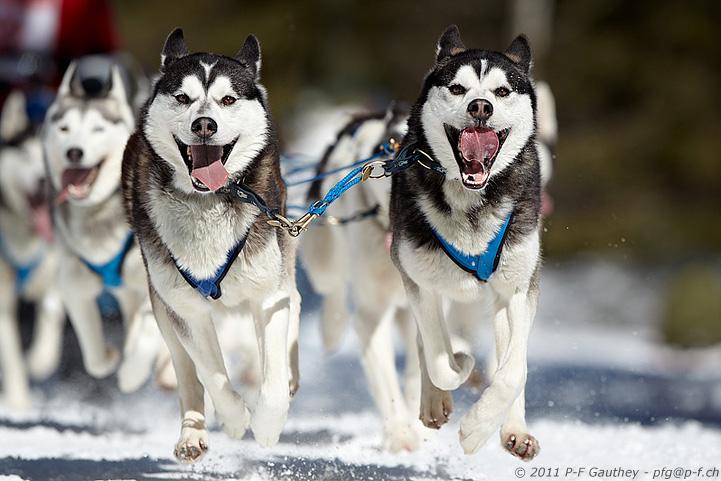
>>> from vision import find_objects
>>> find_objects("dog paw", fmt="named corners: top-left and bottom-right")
top-left (26, 349), bottom-right (60, 382)
top-left (174, 429), bottom-right (209, 464)
top-left (420, 387), bottom-right (453, 429)
top-left (85, 347), bottom-right (121, 378)
top-left (251, 396), bottom-right (289, 447)
top-left (382, 418), bottom-right (428, 452)
top-left (216, 400), bottom-right (251, 440)
top-left (503, 432), bottom-right (540, 461)
top-left (458, 411), bottom-right (494, 455)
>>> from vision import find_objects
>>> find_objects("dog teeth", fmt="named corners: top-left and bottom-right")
top-left (186, 146), bottom-right (192, 160)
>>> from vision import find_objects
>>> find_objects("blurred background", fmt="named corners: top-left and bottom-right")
top-left (2, 0), bottom-right (719, 345)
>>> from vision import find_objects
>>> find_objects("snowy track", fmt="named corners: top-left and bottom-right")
top-left (1, 264), bottom-right (720, 481)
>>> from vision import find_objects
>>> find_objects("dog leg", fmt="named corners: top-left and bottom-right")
top-left (418, 333), bottom-right (454, 430)
top-left (501, 386), bottom-right (540, 460)
top-left (61, 287), bottom-right (120, 379)
top-left (354, 302), bottom-right (424, 452)
top-left (116, 292), bottom-right (164, 393)
top-left (169, 303), bottom-right (250, 442)
top-left (396, 307), bottom-right (421, 416)
top-left (250, 289), bottom-right (293, 447)
top-left (300, 224), bottom-right (350, 352)
top-left (26, 286), bottom-right (65, 381)
top-left (150, 290), bottom-right (209, 463)
top-left (287, 286), bottom-right (301, 398)
top-left (459, 285), bottom-right (538, 457)
top-left (0, 273), bottom-right (30, 410)
top-left (404, 283), bottom-right (474, 391)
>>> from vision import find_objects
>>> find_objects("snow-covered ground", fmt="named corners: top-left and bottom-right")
top-left (1, 260), bottom-right (720, 481)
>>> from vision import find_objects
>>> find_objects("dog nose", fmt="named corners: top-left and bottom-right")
top-left (191, 117), bottom-right (217, 139)
top-left (66, 148), bottom-right (83, 163)
top-left (467, 99), bottom-right (493, 122)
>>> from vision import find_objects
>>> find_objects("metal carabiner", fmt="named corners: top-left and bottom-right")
top-left (361, 160), bottom-right (389, 182)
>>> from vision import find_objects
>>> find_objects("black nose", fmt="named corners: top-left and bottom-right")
top-left (467, 99), bottom-right (493, 122)
top-left (191, 117), bottom-right (217, 139)
top-left (66, 148), bottom-right (83, 163)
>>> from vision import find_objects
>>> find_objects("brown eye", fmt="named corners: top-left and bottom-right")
top-left (175, 94), bottom-right (190, 104)
top-left (495, 87), bottom-right (510, 98)
top-left (449, 84), bottom-right (467, 96)
top-left (221, 96), bottom-right (236, 106)
top-left (59, 125), bottom-right (69, 132)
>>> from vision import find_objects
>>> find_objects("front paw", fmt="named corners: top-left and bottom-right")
top-left (503, 432), bottom-right (540, 461)
top-left (85, 346), bottom-right (120, 378)
top-left (251, 396), bottom-right (289, 447)
top-left (174, 427), bottom-right (209, 464)
top-left (420, 386), bottom-right (453, 429)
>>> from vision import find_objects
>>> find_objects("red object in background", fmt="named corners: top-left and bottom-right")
top-left (55, 0), bottom-right (119, 66)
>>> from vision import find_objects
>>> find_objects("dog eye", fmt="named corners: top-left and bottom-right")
top-left (175, 94), bottom-right (190, 104)
top-left (93, 126), bottom-right (105, 133)
top-left (449, 84), bottom-right (467, 96)
top-left (59, 126), bottom-right (69, 132)
top-left (495, 87), bottom-right (511, 98)
top-left (221, 96), bottom-right (236, 106)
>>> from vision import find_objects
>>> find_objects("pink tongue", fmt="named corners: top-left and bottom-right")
top-left (460, 126), bottom-right (499, 172)
top-left (31, 204), bottom-right (54, 242)
top-left (57, 168), bottom-right (92, 204)
top-left (61, 168), bottom-right (92, 190)
top-left (190, 145), bottom-right (228, 191)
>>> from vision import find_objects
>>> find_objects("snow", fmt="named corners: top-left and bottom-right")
top-left (1, 261), bottom-right (720, 481)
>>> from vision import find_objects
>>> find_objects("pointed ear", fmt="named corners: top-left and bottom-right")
top-left (57, 60), bottom-right (79, 97)
top-left (504, 34), bottom-right (533, 74)
top-left (236, 34), bottom-right (261, 79)
top-left (107, 65), bottom-right (129, 103)
top-left (161, 28), bottom-right (190, 70)
top-left (436, 25), bottom-right (466, 63)
top-left (0, 90), bottom-right (29, 142)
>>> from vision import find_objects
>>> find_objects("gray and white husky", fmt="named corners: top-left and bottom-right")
top-left (43, 56), bottom-right (172, 393)
top-left (122, 29), bottom-right (300, 463)
top-left (390, 26), bottom-right (543, 460)
top-left (0, 90), bottom-right (64, 410)
top-left (304, 26), bottom-right (548, 460)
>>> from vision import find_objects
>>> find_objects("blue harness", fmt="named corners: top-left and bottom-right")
top-left (172, 231), bottom-right (248, 300)
top-left (81, 232), bottom-right (135, 288)
top-left (0, 231), bottom-right (43, 293)
top-left (432, 212), bottom-right (513, 282)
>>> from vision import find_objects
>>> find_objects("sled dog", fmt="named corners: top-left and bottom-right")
top-left (122, 29), bottom-right (300, 463)
top-left (0, 90), bottom-right (64, 410)
top-left (43, 56), bottom-right (172, 393)
top-left (388, 26), bottom-right (543, 460)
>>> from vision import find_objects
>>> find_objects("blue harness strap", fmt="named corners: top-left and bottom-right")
top-left (81, 231), bottom-right (135, 288)
top-left (0, 230), bottom-right (44, 293)
top-left (173, 231), bottom-right (248, 300)
top-left (432, 212), bottom-right (513, 282)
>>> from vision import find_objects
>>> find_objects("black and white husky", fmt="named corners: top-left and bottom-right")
top-left (122, 29), bottom-right (300, 463)
top-left (388, 26), bottom-right (543, 460)
top-left (302, 28), bottom-right (554, 458)
top-left (43, 56), bottom-right (172, 393)
top-left (0, 90), bottom-right (64, 410)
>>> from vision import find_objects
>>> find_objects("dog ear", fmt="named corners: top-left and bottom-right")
top-left (436, 25), bottom-right (466, 63)
top-left (161, 28), bottom-right (190, 70)
top-left (0, 90), bottom-right (29, 142)
top-left (56, 60), bottom-right (86, 98)
top-left (107, 64), bottom-right (129, 104)
top-left (504, 34), bottom-right (533, 74)
top-left (236, 34), bottom-right (261, 79)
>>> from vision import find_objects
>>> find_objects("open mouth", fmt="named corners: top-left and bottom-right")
top-left (56, 160), bottom-right (103, 204)
top-left (174, 136), bottom-right (238, 192)
top-left (444, 124), bottom-right (509, 190)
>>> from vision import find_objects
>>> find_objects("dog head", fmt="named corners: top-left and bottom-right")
top-left (0, 90), bottom-right (53, 241)
top-left (44, 57), bottom-right (135, 206)
top-left (413, 25), bottom-right (536, 190)
top-left (143, 28), bottom-right (271, 194)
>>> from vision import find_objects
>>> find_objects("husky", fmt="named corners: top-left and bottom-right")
top-left (122, 29), bottom-right (300, 463)
top-left (386, 26), bottom-right (543, 460)
top-left (301, 44), bottom-right (555, 454)
top-left (43, 56), bottom-right (173, 393)
top-left (0, 90), bottom-right (65, 410)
